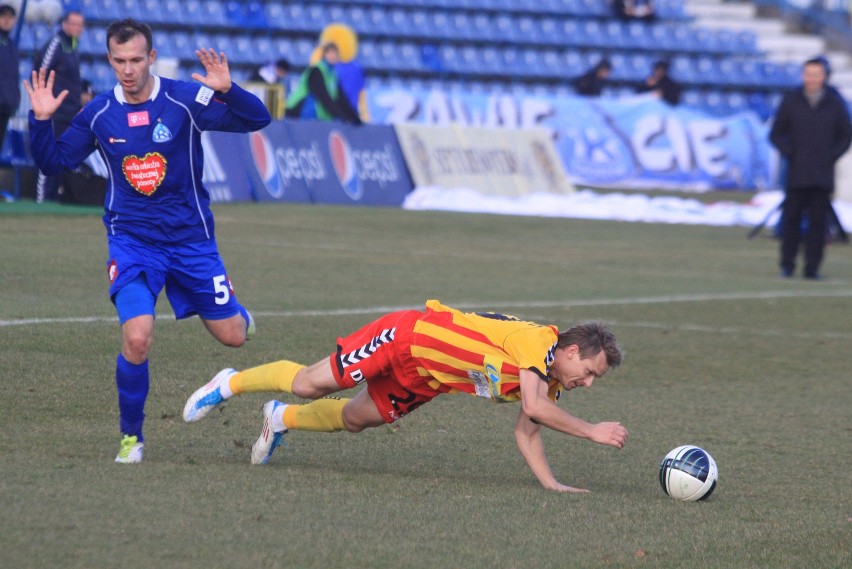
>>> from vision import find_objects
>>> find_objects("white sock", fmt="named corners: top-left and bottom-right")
top-left (271, 403), bottom-right (287, 433)
top-left (219, 371), bottom-right (236, 399)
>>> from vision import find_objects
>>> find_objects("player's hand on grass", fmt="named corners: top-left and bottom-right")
top-left (589, 421), bottom-right (628, 449)
top-left (548, 482), bottom-right (591, 494)
top-left (24, 68), bottom-right (68, 121)
top-left (192, 48), bottom-right (231, 94)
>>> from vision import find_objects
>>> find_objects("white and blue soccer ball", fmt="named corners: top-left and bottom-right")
top-left (659, 445), bottom-right (718, 502)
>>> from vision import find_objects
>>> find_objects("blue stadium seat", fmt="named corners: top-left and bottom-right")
top-left (439, 44), bottom-right (461, 73)
top-left (387, 8), bottom-right (415, 38)
top-left (470, 13), bottom-right (493, 42)
top-left (399, 42), bottom-right (422, 72)
top-left (734, 30), bottom-right (758, 54)
top-left (515, 17), bottom-right (537, 46)
top-left (244, 1), bottom-right (268, 28)
top-left (264, 2), bottom-right (287, 29)
top-left (365, 6), bottom-right (391, 35)
top-left (449, 12), bottom-right (474, 42)
top-left (16, 24), bottom-right (35, 53)
top-left (429, 11), bottom-right (451, 40)
top-left (459, 46), bottom-right (479, 75)
top-left (169, 31), bottom-right (193, 57)
top-left (82, 27), bottom-right (106, 56)
top-left (201, 0), bottom-right (228, 26)
top-left (537, 17), bottom-right (561, 46)
top-left (578, 20), bottom-right (604, 48)
top-left (480, 46), bottom-right (502, 75)
top-left (418, 43), bottom-right (442, 72)
top-left (116, 0), bottom-right (144, 21)
top-left (493, 14), bottom-right (518, 43)
top-left (358, 40), bottom-right (380, 68)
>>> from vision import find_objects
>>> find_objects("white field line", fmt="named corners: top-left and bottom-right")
top-left (2, 289), bottom-right (852, 329)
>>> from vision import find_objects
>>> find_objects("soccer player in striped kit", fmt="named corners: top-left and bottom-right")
top-left (184, 300), bottom-right (629, 492)
top-left (25, 19), bottom-right (271, 463)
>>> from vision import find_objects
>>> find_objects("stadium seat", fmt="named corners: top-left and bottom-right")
top-left (493, 14), bottom-right (518, 43)
top-left (387, 8), bottom-right (415, 38)
top-left (429, 11), bottom-right (451, 41)
top-left (470, 13), bottom-right (493, 42)
top-left (199, 0), bottom-right (227, 26)
top-left (449, 12), bottom-right (473, 42)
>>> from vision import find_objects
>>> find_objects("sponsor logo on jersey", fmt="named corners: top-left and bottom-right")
top-left (108, 260), bottom-right (118, 284)
top-left (195, 86), bottom-right (214, 106)
top-left (152, 120), bottom-right (173, 143)
top-left (328, 130), bottom-right (362, 200)
top-left (108, 137), bottom-right (126, 144)
top-left (122, 152), bottom-right (167, 196)
top-left (127, 111), bottom-right (150, 127)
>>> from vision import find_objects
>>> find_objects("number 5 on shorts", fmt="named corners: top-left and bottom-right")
top-left (213, 275), bottom-right (231, 305)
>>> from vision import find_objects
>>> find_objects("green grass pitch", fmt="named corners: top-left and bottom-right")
top-left (1, 202), bottom-right (850, 568)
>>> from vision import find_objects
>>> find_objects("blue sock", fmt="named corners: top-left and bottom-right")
top-left (237, 304), bottom-right (251, 334)
top-left (116, 354), bottom-right (150, 442)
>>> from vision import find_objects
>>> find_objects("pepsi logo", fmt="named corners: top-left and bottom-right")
top-left (328, 130), bottom-right (362, 200)
top-left (249, 131), bottom-right (283, 198)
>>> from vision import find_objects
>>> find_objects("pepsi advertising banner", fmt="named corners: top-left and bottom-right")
top-left (205, 121), bottom-right (413, 205)
top-left (367, 88), bottom-right (778, 191)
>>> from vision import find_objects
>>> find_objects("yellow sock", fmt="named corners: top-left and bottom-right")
top-left (283, 398), bottom-right (348, 432)
top-left (229, 360), bottom-right (305, 395)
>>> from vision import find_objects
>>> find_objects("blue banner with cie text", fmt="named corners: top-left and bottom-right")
top-left (202, 120), bottom-right (412, 205)
top-left (366, 88), bottom-right (778, 190)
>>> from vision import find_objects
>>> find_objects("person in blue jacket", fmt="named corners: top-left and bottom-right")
top-left (24, 18), bottom-right (272, 463)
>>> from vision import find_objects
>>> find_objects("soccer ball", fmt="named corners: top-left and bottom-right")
top-left (659, 445), bottom-right (718, 502)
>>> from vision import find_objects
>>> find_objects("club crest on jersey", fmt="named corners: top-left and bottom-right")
top-left (152, 120), bottom-right (173, 143)
top-left (122, 152), bottom-right (167, 196)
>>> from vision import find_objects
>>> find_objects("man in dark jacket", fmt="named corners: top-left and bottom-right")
top-left (769, 57), bottom-right (852, 279)
top-left (33, 9), bottom-right (84, 202)
top-left (637, 60), bottom-right (681, 106)
top-left (573, 59), bottom-right (612, 97)
top-left (0, 3), bottom-right (20, 151)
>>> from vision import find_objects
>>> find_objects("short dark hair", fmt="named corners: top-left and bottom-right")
top-left (106, 18), bottom-right (153, 53)
top-left (0, 4), bottom-right (16, 17)
top-left (61, 10), bottom-right (83, 22)
top-left (557, 322), bottom-right (624, 368)
top-left (804, 57), bottom-right (830, 76)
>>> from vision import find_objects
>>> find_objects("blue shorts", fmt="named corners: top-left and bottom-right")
top-left (107, 234), bottom-right (241, 323)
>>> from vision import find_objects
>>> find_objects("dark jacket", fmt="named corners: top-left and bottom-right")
top-left (34, 29), bottom-right (81, 123)
top-left (573, 68), bottom-right (607, 97)
top-left (769, 86), bottom-right (852, 191)
top-left (0, 29), bottom-right (20, 115)
top-left (638, 75), bottom-right (681, 105)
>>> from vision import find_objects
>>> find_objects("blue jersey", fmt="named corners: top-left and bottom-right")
top-left (29, 77), bottom-right (271, 244)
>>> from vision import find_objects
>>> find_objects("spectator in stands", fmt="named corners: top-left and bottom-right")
top-left (573, 59), bottom-right (612, 97)
top-left (335, 59), bottom-right (368, 123)
top-left (769, 57), bottom-right (852, 280)
top-left (613, 0), bottom-right (656, 22)
top-left (286, 43), bottom-right (361, 125)
top-left (33, 9), bottom-right (85, 202)
top-left (0, 3), bottom-right (20, 151)
top-left (637, 60), bottom-right (681, 105)
top-left (251, 58), bottom-right (291, 88)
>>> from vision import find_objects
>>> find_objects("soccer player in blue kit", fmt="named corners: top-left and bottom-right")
top-left (24, 19), bottom-right (272, 463)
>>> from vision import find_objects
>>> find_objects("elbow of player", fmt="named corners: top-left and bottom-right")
top-left (521, 398), bottom-right (548, 424)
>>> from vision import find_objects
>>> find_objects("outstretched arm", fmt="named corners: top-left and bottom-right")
top-left (514, 408), bottom-right (590, 493)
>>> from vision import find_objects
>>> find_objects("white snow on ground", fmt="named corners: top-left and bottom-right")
top-left (403, 188), bottom-right (852, 231)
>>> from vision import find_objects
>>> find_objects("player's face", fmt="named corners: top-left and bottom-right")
top-left (108, 34), bottom-right (157, 101)
top-left (549, 345), bottom-right (608, 391)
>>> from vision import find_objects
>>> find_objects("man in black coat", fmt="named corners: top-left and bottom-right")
top-left (33, 9), bottom-right (84, 202)
top-left (0, 3), bottom-right (20, 151)
top-left (769, 57), bottom-right (852, 279)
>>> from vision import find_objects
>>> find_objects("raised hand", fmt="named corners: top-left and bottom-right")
top-left (191, 48), bottom-right (232, 94)
top-left (23, 68), bottom-right (68, 120)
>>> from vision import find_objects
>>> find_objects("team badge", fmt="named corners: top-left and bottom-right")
top-left (152, 121), bottom-right (173, 143)
top-left (122, 152), bottom-right (167, 196)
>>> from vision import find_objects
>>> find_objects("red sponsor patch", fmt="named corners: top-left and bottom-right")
top-left (122, 152), bottom-right (167, 196)
top-left (127, 111), bottom-right (150, 127)
top-left (108, 260), bottom-right (119, 284)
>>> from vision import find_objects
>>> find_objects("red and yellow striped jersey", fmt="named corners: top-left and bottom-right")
top-left (410, 300), bottom-right (561, 402)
